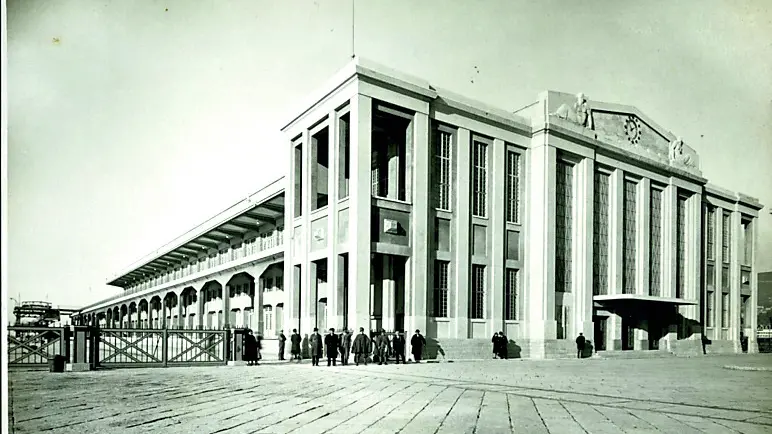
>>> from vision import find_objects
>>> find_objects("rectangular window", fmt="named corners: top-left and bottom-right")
top-left (506, 151), bottom-right (521, 223)
top-left (338, 113), bottom-right (350, 199)
top-left (471, 265), bottom-right (486, 319)
top-left (435, 218), bottom-right (451, 252)
top-left (721, 293), bottom-right (730, 327)
top-left (706, 264), bottom-right (715, 288)
top-left (676, 196), bottom-right (687, 298)
top-left (722, 213), bottom-right (731, 263)
top-left (622, 180), bottom-right (637, 295)
top-left (312, 127), bottom-right (330, 210)
top-left (742, 219), bottom-right (752, 266)
top-left (593, 172), bottom-right (610, 296)
top-left (294, 144), bottom-right (303, 218)
top-left (706, 207), bottom-right (716, 261)
top-left (263, 306), bottom-right (273, 331)
top-left (505, 269), bottom-right (518, 321)
top-left (706, 290), bottom-right (715, 328)
top-left (649, 188), bottom-right (663, 296)
top-left (722, 265), bottom-right (729, 291)
top-left (555, 161), bottom-right (574, 293)
top-left (434, 129), bottom-right (452, 211)
top-left (472, 141), bottom-right (488, 217)
top-left (433, 261), bottom-right (449, 317)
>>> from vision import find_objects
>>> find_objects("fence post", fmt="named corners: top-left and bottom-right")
top-left (65, 326), bottom-right (91, 372)
top-left (162, 328), bottom-right (169, 368)
top-left (90, 326), bottom-right (101, 370)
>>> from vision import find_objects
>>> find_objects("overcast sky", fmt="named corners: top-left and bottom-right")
top-left (6, 0), bottom-right (772, 310)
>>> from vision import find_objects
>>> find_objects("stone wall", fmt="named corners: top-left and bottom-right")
top-left (704, 339), bottom-right (738, 355)
top-left (670, 339), bottom-right (704, 356)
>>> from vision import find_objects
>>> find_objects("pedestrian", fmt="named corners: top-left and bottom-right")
top-left (411, 329), bottom-right (426, 363)
top-left (498, 331), bottom-right (508, 359)
top-left (310, 327), bottom-right (323, 366)
top-left (290, 328), bottom-right (301, 362)
top-left (325, 328), bottom-right (339, 366)
top-left (491, 332), bottom-right (501, 359)
top-left (375, 329), bottom-right (391, 365)
top-left (392, 331), bottom-right (406, 364)
top-left (576, 333), bottom-right (586, 359)
top-left (278, 329), bottom-right (287, 361)
top-left (341, 329), bottom-right (353, 366)
top-left (244, 329), bottom-right (258, 366)
top-left (255, 332), bottom-right (263, 364)
top-left (352, 327), bottom-right (371, 366)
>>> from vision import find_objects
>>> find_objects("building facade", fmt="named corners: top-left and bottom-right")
top-left (74, 58), bottom-right (764, 359)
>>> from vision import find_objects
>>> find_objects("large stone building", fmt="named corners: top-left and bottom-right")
top-left (74, 58), bottom-right (764, 359)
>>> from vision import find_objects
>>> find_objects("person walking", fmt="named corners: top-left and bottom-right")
top-left (392, 331), bottom-right (406, 364)
top-left (411, 329), bottom-right (426, 363)
top-left (310, 327), bottom-right (323, 366)
top-left (352, 327), bottom-right (371, 366)
top-left (325, 328), bottom-right (339, 366)
top-left (290, 329), bottom-right (302, 362)
top-left (375, 330), bottom-right (391, 365)
top-left (255, 332), bottom-right (263, 364)
top-left (576, 333), bottom-right (586, 359)
top-left (278, 330), bottom-right (287, 361)
top-left (341, 329), bottom-right (353, 366)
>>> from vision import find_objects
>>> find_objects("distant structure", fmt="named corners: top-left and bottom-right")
top-left (73, 57), bottom-right (764, 359)
top-left (13, 301), bottom-right (78, 327)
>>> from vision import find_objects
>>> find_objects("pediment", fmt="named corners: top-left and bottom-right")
top-left (545, 91), bottom-right (701, 175)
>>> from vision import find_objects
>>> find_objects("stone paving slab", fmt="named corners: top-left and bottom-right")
top-left (8, 354), bottom-right (772, 433)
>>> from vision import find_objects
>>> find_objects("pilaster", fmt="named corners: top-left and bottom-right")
top-left (749, 215), bottom-right (759, 353)
top-left (575, 157), bottom-right (594, 340)
top-left (409, 112), bottom-right (430, 336)
top-left (348, 93), bottom-right (372, 331)
top-left (635, 178), bottom-right (650, 348)
top-left (300, 129), bottom-right (314, 335)
top-left (327, 109), bottom-right (342, 330)
top-left (683, 193), bottom-right (702, 339)
top-left (489, 138), bottom-right (506, 336)
top-left (661, 184), bottom-right (678, 349)
top-left (525, 138), bottom-right (557, 357)
top-left (454, 128), bottom-right (471, 339)
top-left (609, 168), bottom-right (624, 350)
top-left (730, 210), bottom-right (742, 351)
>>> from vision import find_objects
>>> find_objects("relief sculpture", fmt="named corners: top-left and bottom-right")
top-left (668, 137), bottom-right (694, 168)
top-left (551, 92), bottom-right (593, 129)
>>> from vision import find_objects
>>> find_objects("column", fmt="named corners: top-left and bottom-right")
top-left (749, 215), bottom-right (759, 353)
top-left (300, 128), bottom-right (313, 335)
top-left (327, 109), bottom-right (343, 330)
top-left (489, 138), bottom-right (506, 336)
top-left (576, 158), bottom-right (595, 342)
top-left (454, 128), bottom-right (471, 339)
top-left (730, 209), bottom-right (742, 352)
top-left (635, 178), bottom-right (650, 350)
top-left (609, 169), bottom-right (625, 350)
top-left (177, 298), bottom-right (184, 329)
top-left (683, 193), bottom-right (702, 339)
top-left (408, 111), bottom-right (429, 338)
top-left (382, 255), bottom-right (396, 331)
top-left (285, 134), bottom-right (298, 334)
top-left (525, 139), bottom-right (557, 358)
top-left (223, 283), bottom-right (231, 329)
top-left (661, 184), bottom-right (678, 350)
top-left (347, 94), bottom-right (372, 331)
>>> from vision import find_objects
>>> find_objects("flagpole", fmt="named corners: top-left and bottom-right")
top-left (351, 0), bottom-right (356, 58)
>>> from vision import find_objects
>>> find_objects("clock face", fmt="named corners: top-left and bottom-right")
top-left (624, 116), bottom-right (642, 145)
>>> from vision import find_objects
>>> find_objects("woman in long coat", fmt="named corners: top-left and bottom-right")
top-left (290, 329), bottom-right (302, 362)
top-left (244, 329), bottom-right (258, 366)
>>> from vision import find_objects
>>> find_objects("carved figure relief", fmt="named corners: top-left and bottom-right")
top-left (668, 137), bottom-right (693, 167)
top-left (552, 92), bottom-right (593, 128)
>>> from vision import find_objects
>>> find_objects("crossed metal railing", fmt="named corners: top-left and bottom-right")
top-left (7, 326), bottom-right (234, 370)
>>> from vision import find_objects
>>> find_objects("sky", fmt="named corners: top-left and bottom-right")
top-left (5, 0), bottom-right (772, 312)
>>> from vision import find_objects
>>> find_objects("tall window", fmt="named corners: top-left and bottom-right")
top-left (338, 113), bottom-right (351, 199)
top-left (471, 265), bottom-right (486, 319)
top-left (433, 261), bottom-right (449, 317)
top-left (742, 219), bottom-right (752, 266)
top-left (622, 180), bottom-right (637, 295)
top-left (434, 129), bottom-right (452, 210)
top-left (506, 151), bottom-right (521, 223)
top-left (294, 144), bottom-right (303, 218)
top-left (649, 188), bottom-right (663, 296)
top-left (722, 212), bottom-right (731, 263)
top-left (263, 306), bottom-right (273, 332)
top-left (706, 207), bottom-right (716, 261)
top-left (472, 141), bottom-right (487, 217)
top-left (593, 172), bottom-right (610, 295)
top-left (721, 293), bottom-right (729, 327)
top-left (706, 291), bottom-right (715, 328)
top-left (505, 269), bottom-right (519, 320)
top-left (676, 196), bottom-right (687, 298)
top-left (555, 161), bottom-right (574, 293)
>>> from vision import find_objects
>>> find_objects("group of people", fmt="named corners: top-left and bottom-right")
top-left (491, 331), bottom-right (509, 359)
top-left (267, 327), bottom-right (428, 366)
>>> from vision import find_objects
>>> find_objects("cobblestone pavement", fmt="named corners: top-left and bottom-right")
top-left (9, 354), bottom-right (772, 433)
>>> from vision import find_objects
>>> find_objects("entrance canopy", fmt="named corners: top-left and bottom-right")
top-left (593, 294), bottom-right (698, 307)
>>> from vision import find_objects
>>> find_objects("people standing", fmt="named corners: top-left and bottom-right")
top-left (411, 329), bottom-right (426, 363)
top-left (375, 330), bottom-right (391, 365)
top-left (576, 333), bottom-right (586, 359)
top-left (325, 328), bottom-right (339, 366)
top-left (341, 329), bottom-right (353, 366)
top-left (352, 327), bottom-right (371, 366)
top-left (310, 327), bottom-right (323, 366)
top-left (244, 329), bottom-right (258, 366)
top-left (290, 329), bottom-right (302, 362)
top-left (498, 331), bottom-right (508, 359)
top-left (491, 332), bottom-right (501, 359)
top-left (278, 330), bottom-right (287, 361)
top-left (392, 331), bottom-right (406, 364)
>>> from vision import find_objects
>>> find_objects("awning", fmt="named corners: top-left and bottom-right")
top-left (593, 294), bottom-right (699, 306)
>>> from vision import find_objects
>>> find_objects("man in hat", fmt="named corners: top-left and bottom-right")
top-left (290, 328), bottom-right (302, 362)
top-left (392, 330), bottom-right (406, 364)
top-left (310, 327), bottom-right (323, 366)
top-left (411, 329), bottom-right (426, 363)
top-left (340, 329), bottom-right (353, 366)
top-left (324, 328), bottom-right (339, 366)
top-left (351, 327), bottom-right (371, 366)
top-left (278, 329), bottom-right (287, 361)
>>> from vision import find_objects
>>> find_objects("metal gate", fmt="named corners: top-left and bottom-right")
top-left (7, 327), bottom-right (67, 368)
top-left (95, 328), bottom-right (228, 367)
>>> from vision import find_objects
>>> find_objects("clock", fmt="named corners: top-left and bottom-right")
top-left (624, 116), bottom-right (642, 145)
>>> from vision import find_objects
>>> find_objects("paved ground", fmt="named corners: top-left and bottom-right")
top-left (8, 354), bottom-right (772, 433)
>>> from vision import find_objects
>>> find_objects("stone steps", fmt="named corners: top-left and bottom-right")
top-left (594, 350), bottom-right (676, 359)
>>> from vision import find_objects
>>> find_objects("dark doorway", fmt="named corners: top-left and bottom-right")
top-left (622, 317), bottom-right (635, 351)
top-left (593, 315), bottom-right (607, 351)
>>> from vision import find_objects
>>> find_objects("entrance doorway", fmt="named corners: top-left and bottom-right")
top-left (370, 253), bottom-right (406, 332)
top-left (593, 316), bottom-right (607, 351)
top-left (622, 317), bottom-right (634, 351)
